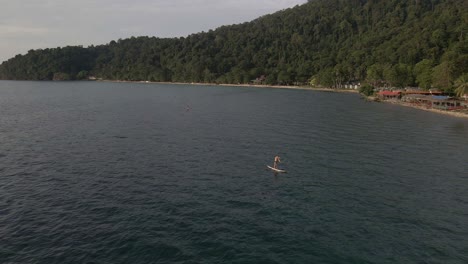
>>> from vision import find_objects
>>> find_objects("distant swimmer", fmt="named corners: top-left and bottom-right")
top-left (273, 155), bottom-right (281, 169)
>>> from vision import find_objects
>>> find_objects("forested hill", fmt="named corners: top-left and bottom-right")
top-left (1, 0), bottom-right (467, 90)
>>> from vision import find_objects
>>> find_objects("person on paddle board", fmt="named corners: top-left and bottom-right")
top-left (273, 155), bottom-right (281, 169)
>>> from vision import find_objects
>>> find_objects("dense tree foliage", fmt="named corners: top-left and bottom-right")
top-left (455, 74), bottom-right (468, 97)
top-left (359, 84), bottom-right (375, 96)
top-left (0, 0), bottom-right (467, 91)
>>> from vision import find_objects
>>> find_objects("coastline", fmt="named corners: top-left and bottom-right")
top-left (385, 100), bottom-right (468, 119)
top-left (97, 79), bottom-right (467, 119)
top-left (98, 79), bottom-right (359, 93)
top-left (221, 83), bottom-right (358, 93)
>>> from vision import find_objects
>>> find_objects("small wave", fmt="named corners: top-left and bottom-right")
top-left (226, 200), bottom-right (261, 209)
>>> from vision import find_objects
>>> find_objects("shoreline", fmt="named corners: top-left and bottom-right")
top-left (98, 79), bottom-right (359, 93)
top-left (220, 83), bottom-right (359, 93)
top-left (379, 99), bottom-right (468, 119)
top-left (100, 79), bottom-right (467, 119)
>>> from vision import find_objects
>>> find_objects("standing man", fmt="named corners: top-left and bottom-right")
top-left (273, 155), bottom-right (281, 169)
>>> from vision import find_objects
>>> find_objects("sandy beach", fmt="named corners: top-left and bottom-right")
top-left (100, 79), bottom-right (359, 93)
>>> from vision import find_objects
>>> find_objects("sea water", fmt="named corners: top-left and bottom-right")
top-left (1, 81), bottom-right (467, 263)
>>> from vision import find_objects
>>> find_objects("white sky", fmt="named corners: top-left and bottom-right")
top-left (0, 0), bottom-right (306, 63)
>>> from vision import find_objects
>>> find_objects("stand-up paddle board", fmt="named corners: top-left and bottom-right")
top-left (267, 165), bottom-right (286, 173)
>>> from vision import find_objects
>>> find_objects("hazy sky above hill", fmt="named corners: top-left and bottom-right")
top-left (0, 0), bottom-right (306, 62)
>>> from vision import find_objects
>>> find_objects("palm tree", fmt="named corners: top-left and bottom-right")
top-left (454, 75), bottom-right (468, 99)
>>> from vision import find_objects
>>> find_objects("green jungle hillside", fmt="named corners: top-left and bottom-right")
top-left (1, 0), bottom-right (467, 91)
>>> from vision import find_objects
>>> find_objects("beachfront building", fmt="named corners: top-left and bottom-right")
top-left (401, 94), bottom-right (432, 108)
top-left (344, 82), bottom-right (361, 90)
top-left (377, 91), bottom-right (402, 100)
top-left (251, 75), bottom-right (266, 85)
top-left (401, 94), bottom-right (466, 110)
top-left (429, 96), bottom-right (464, 110)
top-left (372, 87), bottom-right (467, 115)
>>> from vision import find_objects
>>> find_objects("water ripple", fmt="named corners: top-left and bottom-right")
top-left (0, 81), bottom-right (467, 263)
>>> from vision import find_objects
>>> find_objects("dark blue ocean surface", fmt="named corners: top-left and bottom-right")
top-left (1, 81), bottom-right (467, 264)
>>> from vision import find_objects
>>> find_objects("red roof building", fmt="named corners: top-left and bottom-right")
top-left (377, 91), bottom-right (401, 99)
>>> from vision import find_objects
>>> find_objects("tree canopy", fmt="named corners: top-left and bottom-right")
top-left (0, 0), bottom-right (467, 91)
